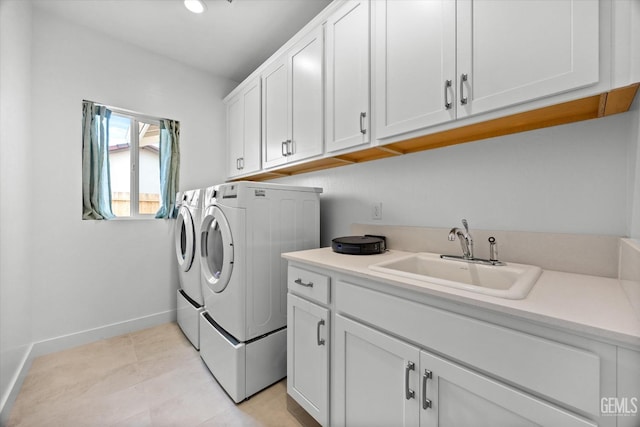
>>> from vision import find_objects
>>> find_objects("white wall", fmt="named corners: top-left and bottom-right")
top-left (631, 0), bottom-right (640, 239)
top-left (29, 8), bottom-right (235, 343)
top-left (0, 0), bottom-right (33, 424)
top-left (0, 0), bottom-right (34, 416)
top-left (630, 98), bottom-right (640, 239)
top-left (274, 110), bottom-right (637, 247)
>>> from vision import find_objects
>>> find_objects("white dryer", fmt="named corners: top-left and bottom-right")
top-left (175, 188), bottom-right (205, 349)
top-left (199, 181), bottom-right (322, 403)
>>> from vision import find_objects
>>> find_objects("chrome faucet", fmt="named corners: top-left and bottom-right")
top-left (448, 219), bottom-right (474, 259)
top-left (441, 220), bottom-right (504, 266)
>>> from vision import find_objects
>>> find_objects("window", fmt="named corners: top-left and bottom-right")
top-left (108, 113), bottom-right (161, 217)
top-left (82, 100), bottom-right (180, 220)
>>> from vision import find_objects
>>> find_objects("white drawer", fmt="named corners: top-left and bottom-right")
top-left (336, 280), bottom-right (601, 417)
top-left (288, 265), bottom-right (330, 305)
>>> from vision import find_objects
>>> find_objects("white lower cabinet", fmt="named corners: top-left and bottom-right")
top-left (419, 351), bottom-right (596, 427)
top-left (287, 293), bottom-right (330, 426)
top-left (334, 314), bottom-right (420, 427)
top-left (334, 314), bottom-right (596, 427)
top-left (616, 348), bottom-right (640, 427)
top-left (286, 263), bottom-right (626, 427)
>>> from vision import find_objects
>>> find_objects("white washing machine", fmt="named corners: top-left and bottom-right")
top-left (199, 181), bottom-right (322, 402)
top-left (175, 188), bottom-right (205, 349)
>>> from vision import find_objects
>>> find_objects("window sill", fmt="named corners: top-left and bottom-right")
top-left (109, 216), bottom-right (164, 221)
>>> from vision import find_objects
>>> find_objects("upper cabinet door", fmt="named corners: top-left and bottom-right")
top-left (456, 0), bottom-right (599, 118)
top-left (227, 94), bottom-right (245, 178)
top-left (326, 0), bottom-right (370, 153)
top-left (289, 27), bottom-right (324, 163)
top-left (374, 0), bottom-right (456, 140)
top-left (227, 79), bottom-right (262, 179)
top-left (241, 80), bottom-right (261, 175)
top-left (262, 58), bottom-right (290, 169)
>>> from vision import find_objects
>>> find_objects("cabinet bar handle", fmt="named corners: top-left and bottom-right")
top-left (460, 73), bottom-right (468, 105)
top-left (316, 319), bottom-right (325, 346)
top-left (444, 80), bottom-right (452, 110)
top-left (405, 361), bottom-right (415, 400)
top-left (236, 158), bottom-right (241, 170)
top-left (294, 278), bottom-right (313, 288)
top-left (281, 141), bottom-right (288, 157)
top-left (360, 112), bottom-right (367, 134)
top-left (422, 369), bottom-right (433, 409)
top-left (286, 139), bottom-right (293, 155)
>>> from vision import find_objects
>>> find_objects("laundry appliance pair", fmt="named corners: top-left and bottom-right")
top-left (175, 181), bottom-right (322, 402)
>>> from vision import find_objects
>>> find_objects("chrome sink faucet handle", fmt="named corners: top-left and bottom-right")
top-left (448, 219), bottom-right (474, 259)
top-left (488, 236), bottom-right (498, 262)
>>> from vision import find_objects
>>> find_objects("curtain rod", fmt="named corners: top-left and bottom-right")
top-left (83, 99), bottom-right (178, 124)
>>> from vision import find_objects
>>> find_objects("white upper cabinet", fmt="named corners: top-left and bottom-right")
top-left (325, 0), bottom-right (370, 152)
top-left (374, 0), bottom-right (456, 139)
top-left (289, 27), bottom-right (324, 163)
top-left (227, 79), bottom-right (261, 178)
top-left (375, 0), bottom-right (600, 140)
top-left (456, 0), bottom-right (599, 118)
top-left (224, 0), bottom-right (619, 179)
top-left (262, 27), bottom-right (324, 169)
top-left (227, 94), bottom-right (244, 177)
top-left (262, 58), bottom-right (290, 170)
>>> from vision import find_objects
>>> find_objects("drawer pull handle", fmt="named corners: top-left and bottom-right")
top-left (316, 319), bottom-right (325, 346)
top-left (405, 361), bottom-right (415, 400)
top-left (423, 369), bottom-right (433, 409)
top-left (294, 278), bottom-right (313, 288)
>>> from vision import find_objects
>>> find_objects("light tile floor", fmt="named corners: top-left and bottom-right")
top-left (8, 323), bottom-right (301, 427)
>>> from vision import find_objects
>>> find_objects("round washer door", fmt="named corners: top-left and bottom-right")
top-left (200, 205), bottom-right (234, 293)
top-left (174, 205), bottom-right (195, 272)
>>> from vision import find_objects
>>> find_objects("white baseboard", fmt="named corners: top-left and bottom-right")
top-left (0, 309), bottom-right (176, 423)
top-left (0, 343), bottom-right (34, 427)
top-left (30, 309), bottom-right (176, 358)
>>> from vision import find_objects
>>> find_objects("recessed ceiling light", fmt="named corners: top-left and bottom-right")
top-left (184, 0), bottom-right (207, 14)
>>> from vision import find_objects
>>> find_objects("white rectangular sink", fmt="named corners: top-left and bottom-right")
top-left (369, 253), bottom-right (542, 299)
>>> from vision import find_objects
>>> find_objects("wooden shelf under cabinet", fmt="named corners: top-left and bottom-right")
top-left (232, 82), bottom-right (639, 182)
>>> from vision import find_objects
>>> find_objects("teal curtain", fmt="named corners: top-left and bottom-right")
top-left (155, 119), bottom-right (180, 219)
top-left (82, 101), bottom-right (115, 220)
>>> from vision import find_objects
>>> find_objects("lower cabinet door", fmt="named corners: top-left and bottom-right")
top-left (287, 294), bottom-right (329, 425)
top-left (419, 350), bottom-right (597, 427)
top-left (333, 314), bottom-right (420, 427)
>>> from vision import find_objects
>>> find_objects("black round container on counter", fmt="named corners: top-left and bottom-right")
top-left (331, 235), bottom-right (386, 255)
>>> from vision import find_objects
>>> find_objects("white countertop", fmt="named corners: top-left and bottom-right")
top-left (283, 248), bottom-right (640, 349)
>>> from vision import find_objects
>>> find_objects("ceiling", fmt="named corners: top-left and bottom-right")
top-left (33, 0), bottom-right (332, 83)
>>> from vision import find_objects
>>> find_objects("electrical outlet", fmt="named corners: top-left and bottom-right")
top-left (372, 202), bottom-right (382, 220)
